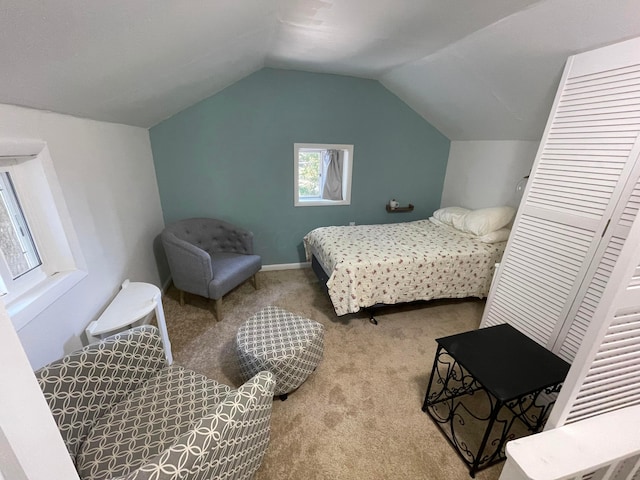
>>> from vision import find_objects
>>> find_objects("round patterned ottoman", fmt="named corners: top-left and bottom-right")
top-left (236, 305), bottom-right (324, 400)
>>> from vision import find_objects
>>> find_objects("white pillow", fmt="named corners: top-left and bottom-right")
top-left (428, 216), bottom-right (449, 228)
top-left (432, 207), bottom-right (469, 226)
top-left (451, 212), bottom-right (468, 231)
top-left (477, 228), bottom-right (511, 243)
top-left (462, 206), bottom-right (516, 236)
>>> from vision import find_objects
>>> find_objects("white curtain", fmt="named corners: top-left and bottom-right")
top-left (321, 149), bottom-right (343, 201)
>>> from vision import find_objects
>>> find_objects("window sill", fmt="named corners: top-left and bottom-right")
top-left (6, 269), bottom-right (87, 331)
top-left (295, 199), bottom-right (351, 207)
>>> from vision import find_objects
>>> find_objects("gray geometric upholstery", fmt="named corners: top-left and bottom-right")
top-left (236, 306), bottom-right (324, 397)
top-left (35, 326), bottom-right (275, 480)
top-left (161, 218), bottom-right (262, 320)
top-left (36, 326), bottom-right (167, 463)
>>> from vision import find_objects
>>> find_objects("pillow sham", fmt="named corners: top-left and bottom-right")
top-left (430, 216), bottom-right (511, 243)
top-left (428, 216), bottom-right (449, 228)
top-left (462, 206), bottom-right (516, 236)
top-left (477, 228), bottom-right (511, 244)
top-left (432, 206), bottom-right (469, 226)
top-left (428, 216), bottom-right (464, 233)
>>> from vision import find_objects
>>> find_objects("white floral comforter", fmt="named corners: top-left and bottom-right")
top-left (303, 220), bottom-right (506, 316)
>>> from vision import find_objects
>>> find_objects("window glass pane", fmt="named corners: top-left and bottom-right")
top-left (0, 172), bottom-right (41, 279)
top-left (298, 150), bottom-right (322, 197)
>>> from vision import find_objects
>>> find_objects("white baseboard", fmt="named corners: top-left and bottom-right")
top-left (261, 262), bottom-right (310, 271)
top-left (161, 262), bottom-right (311, 292)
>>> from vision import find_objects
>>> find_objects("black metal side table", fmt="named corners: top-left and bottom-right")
top-left (422, 324), bottom-right (570, 477)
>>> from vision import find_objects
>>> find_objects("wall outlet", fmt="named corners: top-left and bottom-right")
top-left (349, 221), bottom-right (356, 226)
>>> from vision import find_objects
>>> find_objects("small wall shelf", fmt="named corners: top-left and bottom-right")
top-left (386, 203), bottom-right (414, 213)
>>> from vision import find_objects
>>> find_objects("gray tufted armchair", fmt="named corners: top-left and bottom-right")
top-left (161, 218), bottom-right (261, 320)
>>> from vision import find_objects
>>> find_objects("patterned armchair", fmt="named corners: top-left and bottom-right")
top-left (35, 326), bottom-right (275, 480)
top-left (161, 218), bottom-right (262, 321)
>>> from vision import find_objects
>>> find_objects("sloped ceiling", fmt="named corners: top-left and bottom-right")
top-left (1, 0), bottom-right (639, 140)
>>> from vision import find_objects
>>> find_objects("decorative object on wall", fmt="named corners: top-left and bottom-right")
top-left (386, 200), bottom-right (414, 212)
top-left (515, 174), bottom-right (529, 194)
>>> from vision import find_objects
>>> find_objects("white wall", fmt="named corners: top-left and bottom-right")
top-left (0, 104), bottom-right (165, 369)
top-left (440, 140), bottom-right (539, 209)
top-left (0, 301), bottom-right (79, 480)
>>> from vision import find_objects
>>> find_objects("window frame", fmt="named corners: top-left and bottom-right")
top-left (0, 140), bottom-right (87, 330)
top-left (0, 168), bottom-right (46, 297)
top-left (294, 143), bottom-right (354, 207)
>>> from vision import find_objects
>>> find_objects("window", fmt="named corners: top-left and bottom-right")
top-left (294, 143), bottom-right (353, 206)
top-left (0, 140), bottom-right (86, 330)
top-left (0, 172), bottom-right (43, 288)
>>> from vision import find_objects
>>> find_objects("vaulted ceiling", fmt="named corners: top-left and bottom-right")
top-left (1, 0), bottom-right (639, 140)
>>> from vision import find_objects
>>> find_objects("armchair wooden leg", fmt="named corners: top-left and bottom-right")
top-left (215, 298), bottom-right (222, 321)
top-left (179, 290), bottom-right (185, 306)
top-left (251, 274), bottom-right (259, 290)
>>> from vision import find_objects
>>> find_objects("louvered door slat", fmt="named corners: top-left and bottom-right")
top-left (585, 354), bottom-right (640, 385)
top-left (568, 62), bottom-right (640, 80)
top-left (535, 172), bottom-right (617, 188)
top-left (550, 124), bottom-right (640, 134)
top-left (552, 118), bottom-right (640, 129)
top-left (494, 274), bottom-right (567, 313)
top-left (533, 183), bottom-right (613, 201)
top-left (563, 85), bottom-right (640, 99)
top-left (495, 270), bottom-right (567, 313)
top-left (572, 392), bottom-right (640, 418)
top-left (529, 191), bottom-right (611, 210)
top-left (567, 396), bottom-right (640, 423)
top-left (549, 131), bottom-right (638, 139)
top-left (591, 275), bottom-right (609, 290)
top-left (538, 163), bottom-right (627, 175)
top-left (620, 183), bottom-right (640, 227)
top-left (631, 266), bottom-right (640, 287)
top-left (564, 75), bottom-right (640, 95)
top-left (560, 96), bottom-right (640, 111)
top-left (542, 148), bottom-right (631, 156)
top-left (537, 159), bottom-right (629, 169)
top-left (510, 235), bottom-right (586, 266)
top-left (579, 301), bottom-right (596, 315)
top-left (575, 381), bottom-right (640, 405)
top-left (526, 196), bottom-right (605, 217)
top-left (503, 255), bottom-right (575, 292)
top-left (589, 351), bottom-right (640, 375)
top-left (564, 80), bottom-right (640, 98)
top-left (492, 290), bottom-right (561, 325)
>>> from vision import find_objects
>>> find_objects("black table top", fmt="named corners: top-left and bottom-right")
top-left (436, 323), bottom-right (571, 402)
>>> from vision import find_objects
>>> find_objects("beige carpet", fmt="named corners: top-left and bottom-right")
top-left (162, 268), bottom-right (505, 480)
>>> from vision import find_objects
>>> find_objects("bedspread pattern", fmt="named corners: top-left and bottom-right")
top-left (303, 220), bottom-right (506, 315)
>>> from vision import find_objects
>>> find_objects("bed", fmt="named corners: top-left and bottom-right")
top-left (303, 208), bottom-right (512, 320)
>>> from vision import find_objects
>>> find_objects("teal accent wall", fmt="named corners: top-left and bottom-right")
top-left (150, 68), bottom-right (450, 272)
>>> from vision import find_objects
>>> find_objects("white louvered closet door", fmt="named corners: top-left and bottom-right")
top-left (481, 36), bottom-right (640, 362)
top-left (553, 171), bottom-right (640, 362)
top-left (547, 203), bottom-right (640, 428)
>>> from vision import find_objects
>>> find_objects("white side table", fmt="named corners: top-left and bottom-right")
top-left (85, 279), bottom-right (173, 364)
